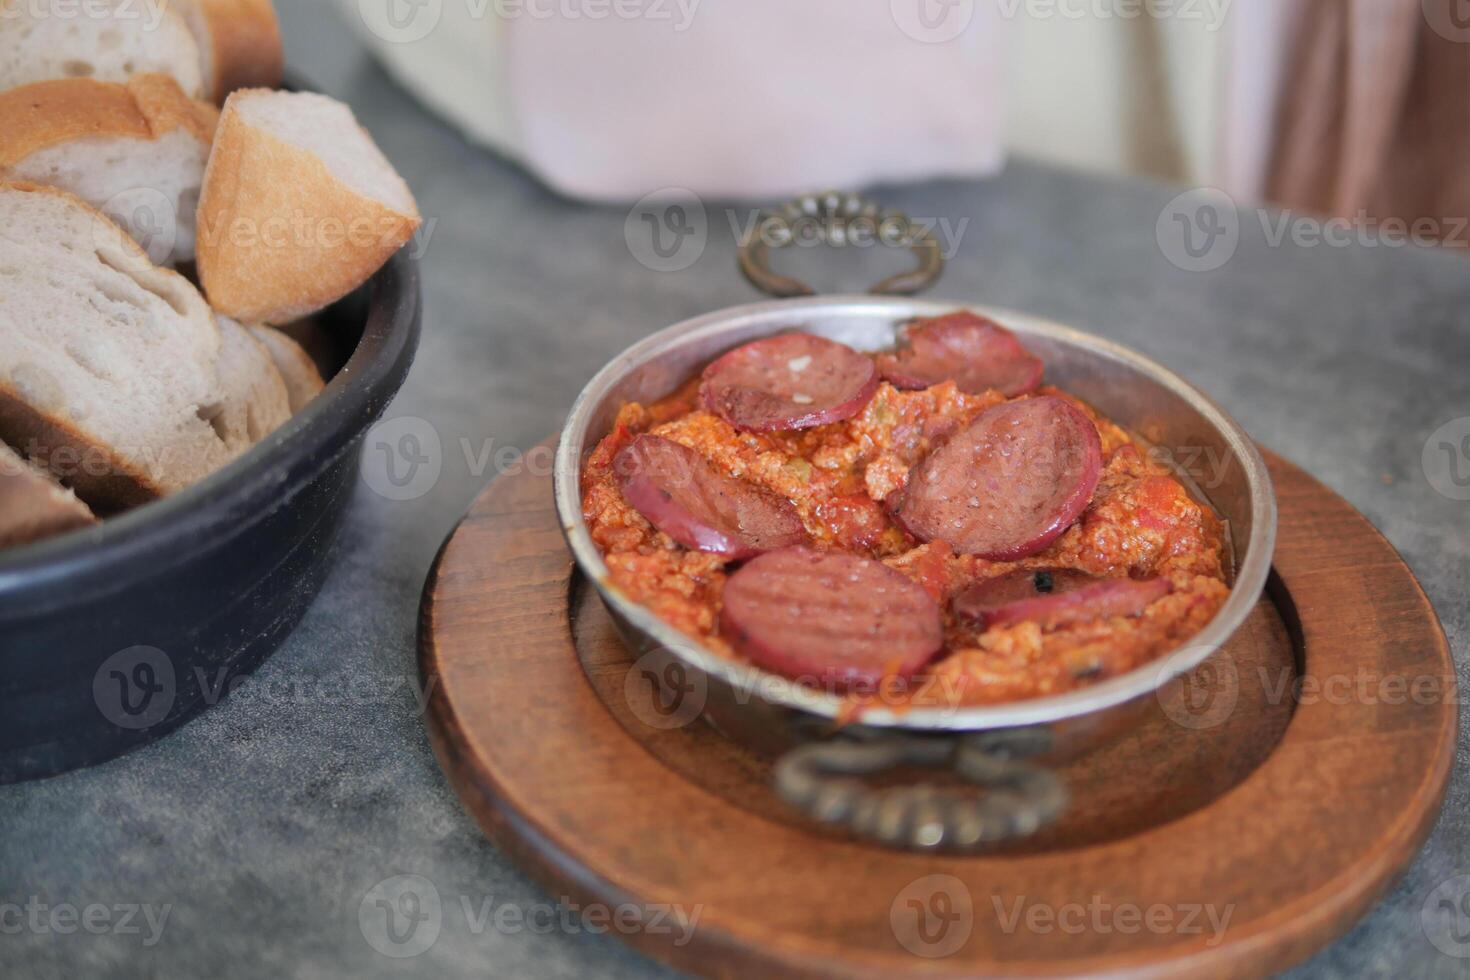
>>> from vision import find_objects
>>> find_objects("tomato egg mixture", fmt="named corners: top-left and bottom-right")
top-left (581, 312), bottom-right (1230, 709)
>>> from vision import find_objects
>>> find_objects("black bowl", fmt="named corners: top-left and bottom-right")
top-left (0, 247), bottom-right (421, 782)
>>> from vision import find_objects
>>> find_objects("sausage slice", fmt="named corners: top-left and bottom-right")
top-left (720, 547), bottom-right (944, 686)
top-left (877, 312), bottom-right (1044, 396)
top-left (955, 569), bottom-right (1172, 630)
top-left (889, 395), bottom-right (1102, 559)
top-left (700, 333), bottom-right (879, 432)
top-left (614, 435), bottom-right (807, 559)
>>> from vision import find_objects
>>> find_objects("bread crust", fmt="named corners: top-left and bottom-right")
top-left (0, 387), bottom-right (163, 512)
top-left (185, 0), bottom-right (285, 102)
top-left (0, 75), bottom-right (218, 170)
top-left (0, 181), bottom-right (230, 509)
top-left (5, 179), bottom-right (159, 263)
top-left (197, 91), bottom-right (422, 324)
top-left (0, 0), bottom-right (206, 99)
top-left (0, 441), bottom-right (97, 548)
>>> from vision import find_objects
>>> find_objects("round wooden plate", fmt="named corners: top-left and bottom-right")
top-left (419, 445), bottom-right (1456, 978)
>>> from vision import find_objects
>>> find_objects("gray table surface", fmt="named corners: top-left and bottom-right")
top-left (3, 3), bottom-right (1468, 977)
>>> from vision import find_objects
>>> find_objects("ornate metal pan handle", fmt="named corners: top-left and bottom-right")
top-left (738, 198), bottom-right (1057, 848)
top-left (738, 190), bottom-right (945, 297)
top-left (773, 729), bottom-right (1066, 850)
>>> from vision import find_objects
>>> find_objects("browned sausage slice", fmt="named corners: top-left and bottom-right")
top-left (877, 312), bottom-right (1043, 396)
top-left (720, 547), bottom-right (944, 685)
top-left (615, 435), bottom-right (807, 559)
top-left (700, 333), bottom-right (879, 432)
top-left (954, 569), bottom-right (1172, 630)
top-left (889, 395), bottom-right (1102, 559)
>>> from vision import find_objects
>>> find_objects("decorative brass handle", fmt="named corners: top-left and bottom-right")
top-left (773, 728), bottom-right (1066, 850)
top-left (738, 190), bottom-right (945, 297)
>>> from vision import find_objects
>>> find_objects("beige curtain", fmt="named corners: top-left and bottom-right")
top-left (1268, 0), bottom-right (1470, 243)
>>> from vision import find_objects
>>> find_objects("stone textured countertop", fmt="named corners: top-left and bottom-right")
top-left (2, 2), bottom-right (1466, 977)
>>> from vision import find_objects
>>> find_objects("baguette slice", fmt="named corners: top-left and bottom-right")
top-left (197, 90), bottom-right (422, 324)
top-left (0, 182), bottom-right (230, 511)
top-left (175, 0), bottom-right (284, 102)
top-left (0, 75), bottom-right (219, 267)
top-left (249, 325), bottom-right (326, 412)
top-left (0, 0), bottom-right (205, 98)
top-left (212, 316), bottom-right (291, 452)
top-left (0, 440), bottom-right (96, 549)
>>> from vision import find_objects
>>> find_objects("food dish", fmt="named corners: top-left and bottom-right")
top-left (0, 75), bottom-right (218, 266)
top-left (581, 311), bottom-right (1233, 708)
top-left (0, 0), bottom-right (423, 778)
top-left (0, 0), bottom-right (418, 546)
top-left (0, 441), bottom-right (95, 548)
top-left (0, 0), bottom-right (283, 104)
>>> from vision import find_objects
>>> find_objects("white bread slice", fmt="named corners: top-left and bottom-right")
top-left (174, 0), bottom-right (283, 103)
top-left (197, 90), bottom-right (422, 324)
top-left (0, 0), bottom-right (205, 99)
top-left (0, 182), bottom-right (231, 511)
top-left (211, 316), bottom-right (290, 452)
top-left (249, 324), bottom-right (325, 412)
top-left (0, 75), bottom-right (219, 267)
top-left (0, 440), bottom-right (96, 548)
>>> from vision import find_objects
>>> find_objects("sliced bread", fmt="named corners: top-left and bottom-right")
top-left (0, 440), bottom-right (96, 549)
top-left (175, 0), bottom-right (284, 103)
top-left (0, 0), bottom-right (205, 99)
top-left (197, 89), bottom-right (422, 324)
top-left (249, 325), bottom-right (325, 412)
top-left (0, 182), bottom-right (231, 511)
top-left (0, 75), bottom-right (219, 266)
top-left (211, 316), bottom-right (291, 453)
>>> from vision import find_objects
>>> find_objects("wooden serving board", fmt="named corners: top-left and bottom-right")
top-left (419, 444), bottom-right (1456, 978)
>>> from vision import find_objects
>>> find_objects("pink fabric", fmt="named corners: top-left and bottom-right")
top-left (503, 0), bottom-right (1005, 202)
top-left (1268, 0), bottom-right (1470, 240)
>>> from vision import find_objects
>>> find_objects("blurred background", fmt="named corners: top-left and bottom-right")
top-left (6, 4), bottom-right (1467, 979)
top-left (341, 0), bottom-right (1470, 245)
